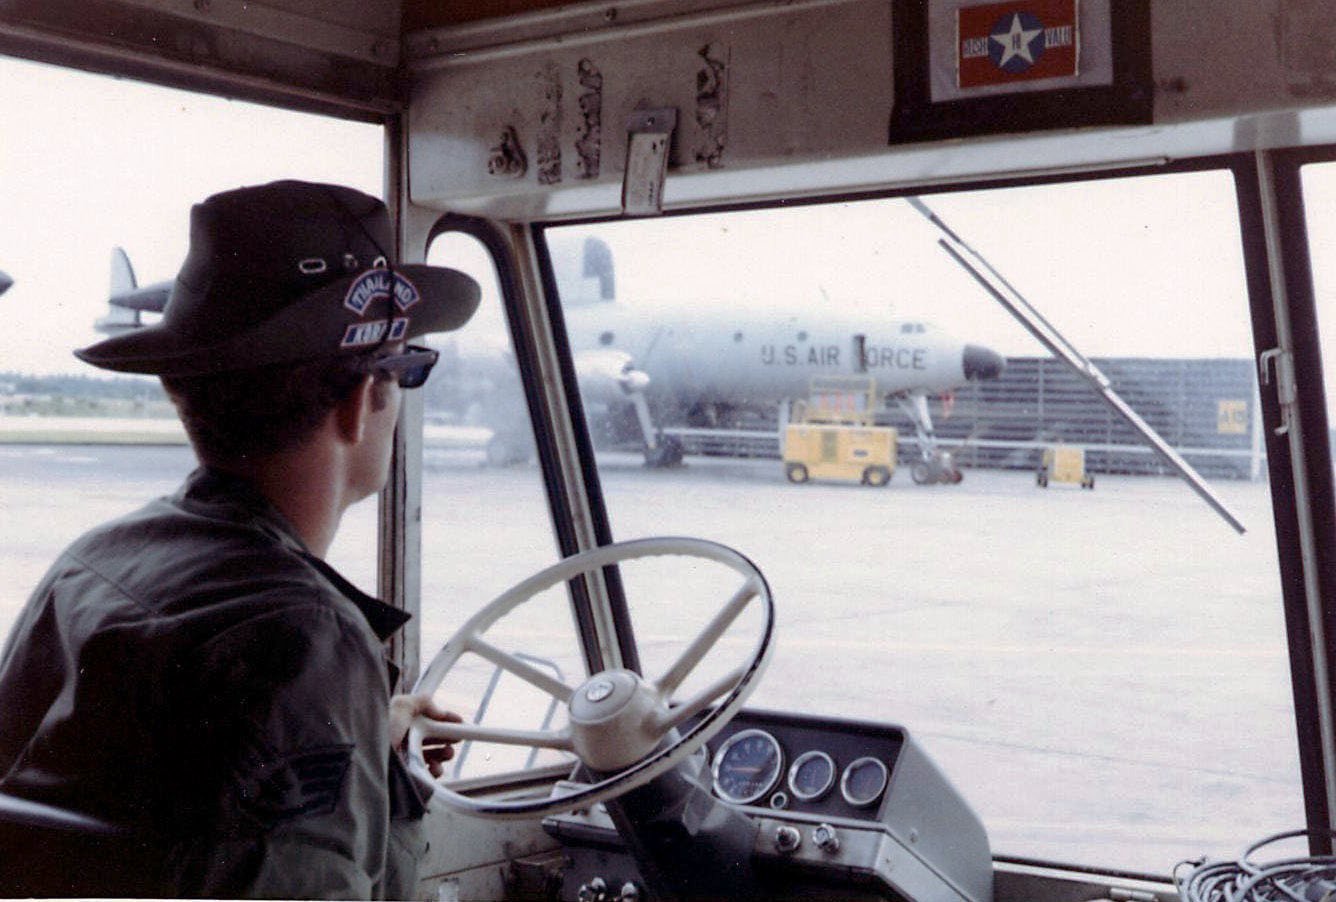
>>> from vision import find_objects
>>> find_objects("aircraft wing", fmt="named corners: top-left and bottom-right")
top-left (907, 196), bottom-right (1247, 535)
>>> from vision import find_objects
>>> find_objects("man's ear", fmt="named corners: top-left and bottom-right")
top-left (332, 375), bottom-right (375, 446)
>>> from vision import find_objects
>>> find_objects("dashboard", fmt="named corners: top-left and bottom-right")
top-left (542, 709), bottom-right (992, 902)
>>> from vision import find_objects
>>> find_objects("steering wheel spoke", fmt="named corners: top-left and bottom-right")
top-left (467, 635), bottom-right (575, 703)
top-left (655, 577), bottom-right (759, 698)
top-left (415, 718), bottom-right (574, 751)
top-left (650, 664), bottom-right (748, 734)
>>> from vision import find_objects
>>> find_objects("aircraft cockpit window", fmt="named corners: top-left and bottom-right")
top-left (420, 231), bottom-right (584, 780)
top-left (542, 170), bottom-right (1297, 874)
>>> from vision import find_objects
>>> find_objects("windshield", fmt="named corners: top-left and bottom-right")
top-left (542, 169), bottom-right (1298, 873)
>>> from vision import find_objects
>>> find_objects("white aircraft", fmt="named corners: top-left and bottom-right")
top-left (94, 240), bottom-right (1005, 483)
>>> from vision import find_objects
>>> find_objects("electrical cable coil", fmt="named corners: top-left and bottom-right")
top-left (1176, 830), bottom-right (1336, 902)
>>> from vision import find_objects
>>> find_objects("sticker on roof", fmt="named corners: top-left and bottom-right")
top-left (957, 0), bottom-right (1079, 89)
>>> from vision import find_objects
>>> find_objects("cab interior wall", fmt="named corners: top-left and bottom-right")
top-left (4, 0), bottom-right (1336, 899)
top-left (403, 0), bottom-right (1336, 221)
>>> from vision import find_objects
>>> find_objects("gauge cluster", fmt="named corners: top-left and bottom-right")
top-left (543, 707), bottom-right (992, 902)
top-left (705, 710), bottom-right (904, 820)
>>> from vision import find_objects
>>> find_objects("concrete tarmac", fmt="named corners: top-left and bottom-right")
top-left (0, 443), bottom-right (1304, 878)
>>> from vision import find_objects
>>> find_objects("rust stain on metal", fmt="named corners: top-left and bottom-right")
top-left (694, 42), bottom-right (729, 169)
top-left (537, 63), bottom-right (563, 185)
top-left (575, 58), bottom-right (603, 179)
top-left (487, 126), bottom-right (527, 179)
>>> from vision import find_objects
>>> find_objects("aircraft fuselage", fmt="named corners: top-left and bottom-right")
top-left (562, 303), bottom-right (995, 404)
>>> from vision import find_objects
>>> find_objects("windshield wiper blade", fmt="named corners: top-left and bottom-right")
top-left (907, 195), bottom-right (1247, 535)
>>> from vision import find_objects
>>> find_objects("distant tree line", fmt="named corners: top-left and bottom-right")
top-left (0, 372), bottom-right (167, 402)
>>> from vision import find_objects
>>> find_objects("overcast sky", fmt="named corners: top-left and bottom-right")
top-left (5, 51), bottom-right (1334, 389)
top-left (0, 55), bottom-right (383, 376)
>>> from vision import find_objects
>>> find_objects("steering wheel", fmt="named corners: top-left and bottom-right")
top-left (408, 536), bottom-right (774, 820)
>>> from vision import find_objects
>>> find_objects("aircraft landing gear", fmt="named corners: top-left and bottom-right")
top-left (644, 435), bottom-right (685, 468)
top-left (486, 431), bottom-right (532, 466)
top-left (911, 451), bottom-right (963, 485)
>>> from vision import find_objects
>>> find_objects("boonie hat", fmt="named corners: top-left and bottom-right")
top-left (76, 180), bottom-right (481, 376)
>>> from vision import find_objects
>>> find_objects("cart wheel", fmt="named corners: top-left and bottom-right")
top-left (1083, 476), bottom-right (1095, 489)
top-left (864, 466), bottom-right (891, 487)
top-left (785, 463), bottom-right (809, 484)
top-left (1037, 472), bottom-right (1049, 488)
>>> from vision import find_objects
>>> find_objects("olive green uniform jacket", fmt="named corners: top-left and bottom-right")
top-left (0, 467), bottom-right (429, 898)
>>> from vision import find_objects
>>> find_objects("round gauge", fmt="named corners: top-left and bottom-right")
top-left (787, 750), bottom-right (836, 801)
top-left (840, 756), bottom-right (889, 808)
top-left (712, 729), bottom-right (784, 805)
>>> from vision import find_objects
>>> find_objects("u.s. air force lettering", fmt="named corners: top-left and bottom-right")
top-left (760, 343), bottom-right (928, 369)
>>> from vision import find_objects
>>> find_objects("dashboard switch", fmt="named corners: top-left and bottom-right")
top-left (774, 825), bottom-right (802, 853)
top-left (812, 823), bottom-right (841, 854)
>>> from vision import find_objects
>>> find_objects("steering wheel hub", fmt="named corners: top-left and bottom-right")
top-left (569, 669), bottom-right (666, 772)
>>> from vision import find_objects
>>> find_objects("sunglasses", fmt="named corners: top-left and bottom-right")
top-left (362, 344), bottom-right (439, 389)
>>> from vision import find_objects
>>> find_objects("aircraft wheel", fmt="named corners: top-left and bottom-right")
top-left (1082, 476), bottom-right (1095, 489)
top-left (1036, 471), bottom-right (1049, 488)
top-left (911, 462), bottom-right (932, 485)
top-left (948, 469), bottom-right (963, 484)
top-left (785, 463), bottom-right (809, 484)
top-left (863, 466), bottom-right (891, 487)
top-left (644, 436), bottom-right (685, 468)
top-left (486, 433), bottom-right (531, 467)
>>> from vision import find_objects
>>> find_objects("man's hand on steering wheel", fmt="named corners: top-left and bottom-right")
top-left (391, 693), bottom-right (462, 777)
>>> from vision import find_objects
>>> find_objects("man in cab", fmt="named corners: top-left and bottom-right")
top-left (0, 181), bottom-right (475, 898)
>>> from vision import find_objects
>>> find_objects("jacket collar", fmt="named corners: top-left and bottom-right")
top-left (179, 467), bottom-right (411, 642)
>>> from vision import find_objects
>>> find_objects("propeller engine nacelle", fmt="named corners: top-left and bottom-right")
top-left (574, 349), bottom-right (651, 403)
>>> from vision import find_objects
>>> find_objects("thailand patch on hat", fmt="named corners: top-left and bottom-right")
top-left (75, 180), bottom-right (481, 376)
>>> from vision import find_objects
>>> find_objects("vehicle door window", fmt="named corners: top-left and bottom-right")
top-left (0, 56), bottom-right (383, 635)
top-left (417, 231), bottom-right (583, 780)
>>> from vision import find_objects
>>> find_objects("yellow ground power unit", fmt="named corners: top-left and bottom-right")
top-left (1037, 444), bottom-right (1095, 489)
top-left (784, 377), bottom-right (896, 486)
top-left (783, 423), bottom-right (897, 486)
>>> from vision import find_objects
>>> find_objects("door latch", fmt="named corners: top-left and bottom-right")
top-left (1259, 347), bottom-right (1296, 436)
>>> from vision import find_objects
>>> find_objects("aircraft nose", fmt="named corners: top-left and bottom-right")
top-left (963, 344), bottom-right (1005, 381)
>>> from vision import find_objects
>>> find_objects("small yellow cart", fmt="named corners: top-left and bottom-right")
top-left (1037, 444), bottom-right (1095, 489)
top-left (783, 377), bottom-right (897, 487)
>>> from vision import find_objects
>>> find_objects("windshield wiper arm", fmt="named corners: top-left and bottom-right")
top-left (907, 196), bottom-right (1247, 535)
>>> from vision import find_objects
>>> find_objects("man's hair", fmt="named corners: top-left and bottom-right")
top-left (162, 354), bottom-right (391, 463)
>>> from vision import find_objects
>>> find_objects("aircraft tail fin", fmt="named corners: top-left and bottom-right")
top-left (548, 234), bottom-right (615, 305)
top-left (110, 247), bottom-right (137, 295)
top-left (96, 248), bottom-right (169, 335)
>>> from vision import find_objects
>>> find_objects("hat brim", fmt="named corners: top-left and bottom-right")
top-left (76, 264), bottom-right (481, 377)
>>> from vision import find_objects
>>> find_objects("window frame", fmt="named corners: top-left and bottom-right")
top-left (400, 149), bottom-right (1336, 872)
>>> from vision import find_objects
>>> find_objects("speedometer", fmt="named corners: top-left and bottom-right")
top-left (712, 729), bottom-right (783, 805)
